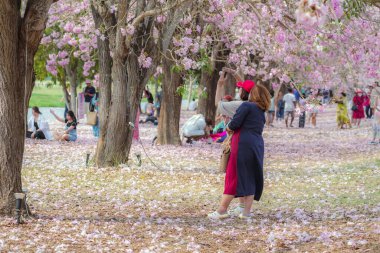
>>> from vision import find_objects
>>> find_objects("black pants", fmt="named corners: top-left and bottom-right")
top-left (299, 112), bottom-right (306, 128)
top-left (365, 106), bottom-right (373, 118)
top-left (26, 131), bottom-right (46, 139)
top-left (145, 116), bottom-right (157, 124)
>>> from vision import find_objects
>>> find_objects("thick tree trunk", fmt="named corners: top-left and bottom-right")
top-left (157, 58), bottom-right (183, 145)
top-left (197, 68), bottom-right (220, 124)
top-left (0, 0), bottom-right (53, 215)
top-left (97, 54), bottom-right (148, 166)
top-left (101, 56), bottom-right (129, 165)
top-left (0, 1), bottom-right (24, 215)
top-left (91, 5), bottom-right (113, 167)
top-left (124, 54), bottom-right (147, 152)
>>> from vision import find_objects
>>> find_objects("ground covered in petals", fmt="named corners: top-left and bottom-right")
top-left (1, 107), bottom-right (379, 252)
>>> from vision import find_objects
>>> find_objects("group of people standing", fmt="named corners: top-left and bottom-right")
top-left (349, 82), bottom-right (380, 144)
top-left (271, 87), bottom-right (322, 129)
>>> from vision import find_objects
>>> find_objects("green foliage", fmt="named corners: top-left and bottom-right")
top-left (344, 0), bottom-right (366, 18)
top-left (200, 90), bottom-right (208, 99)
top-left (171, 65), bottom-right (184, 73)
top-left (176, 85), bottom-right (186, 97)
top-left (198, 49), bottom-right (213, 74)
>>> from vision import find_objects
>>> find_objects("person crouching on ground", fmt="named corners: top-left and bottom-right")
top-left (50, 109), bottom-right (78, 142)
top-left (26, 106), bottom-right (53, 140)
top-left (208, 84), bottom-right (271, 219)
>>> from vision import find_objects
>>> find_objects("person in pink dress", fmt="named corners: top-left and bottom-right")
top-left (352, 89), bottom-right (365, 127)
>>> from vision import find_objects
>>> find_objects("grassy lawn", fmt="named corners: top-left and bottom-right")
top-left (29, 85), bottom-right (66, 108)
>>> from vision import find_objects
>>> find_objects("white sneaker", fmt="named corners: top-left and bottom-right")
top-left (207, 211), bottom-right (229, 219)
top-left (238, 213), bottom-right (252, 220)
top-left (228, 206), bottom-right (244, 216)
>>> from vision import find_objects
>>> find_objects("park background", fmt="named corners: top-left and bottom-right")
top-left (0, 0), bottom-right (380, 252)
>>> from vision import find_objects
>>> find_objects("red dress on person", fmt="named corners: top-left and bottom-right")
top-left (352, 95), bottom-right (365, 119)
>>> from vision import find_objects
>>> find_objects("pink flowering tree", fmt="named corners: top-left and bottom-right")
top-left (91, 0), bottom-right (192, 166)
top-left (35, 0), bottom-right (98, 113)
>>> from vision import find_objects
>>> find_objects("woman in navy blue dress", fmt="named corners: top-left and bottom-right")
top-left (209, 84), bottom-right (271, 219)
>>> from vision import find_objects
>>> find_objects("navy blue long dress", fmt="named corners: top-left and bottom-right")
top-left (224, 102), bottom-right (265, 201)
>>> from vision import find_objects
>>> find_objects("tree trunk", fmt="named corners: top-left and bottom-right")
top-left (157, 58), bottom-right (183, 145)
top-left (0, 1), bottom-right (24, 215)
top-left (61, 82), bottom-right (71, 111)
top-left (97, 54), bottom-right (148, 166)
top-left (0, 0), bottom-right (53, 215)
top-left (65, 64), bottom-right (78, 115)
top-left (225, 73), bottom-right (236, 98)
top-left (186, 76), bottom-right (194, 110)
top-left (197, 68), bottom-right (220, 124)
top-left (101, 56), bottom-right (129, 165)
top-left (91, 4), bottom-right (113, 167)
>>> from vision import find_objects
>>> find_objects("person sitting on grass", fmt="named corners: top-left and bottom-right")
top-left (140, 96), bottom-right (157, 124)
top-left (26, 106), bottom-right (53, 140)
top-left (50, 109), bottom-right (78, 142)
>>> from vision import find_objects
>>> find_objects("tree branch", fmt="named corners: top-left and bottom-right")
top-left (132, 0), bottom-right (190, 28)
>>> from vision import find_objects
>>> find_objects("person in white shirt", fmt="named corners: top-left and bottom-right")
top-left (188, 99), bottom-right (198, 111)
top-left (283, 87), bottom-right (297, 128)
top-left (26, 107), bottom-right (53, 140)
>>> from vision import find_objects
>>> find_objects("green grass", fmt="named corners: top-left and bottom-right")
top-left (29, 85), bottom-right (66, 108)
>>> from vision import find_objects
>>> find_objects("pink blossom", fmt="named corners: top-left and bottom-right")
top-left (58, 58), bottom-right (69, 66)
top-left (275, 30), bottom-right (286, 43)
top-left (156, 15), bottom-right (166, 23)
top-left (58, 51), bottom-right (68, 59)
top-left (73, 26), bottom-right (82, 34)
top-left (138, 53), bottom-right (153, 69)
top-left (63, 22), bottom-right (75, 32)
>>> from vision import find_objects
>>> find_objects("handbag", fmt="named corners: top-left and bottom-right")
top-left (219, 133), bottom-right (233, 173)
top-left (351, 105), bottom-right (358, 111)
top-left (86, 111), bottom-right (97, 125)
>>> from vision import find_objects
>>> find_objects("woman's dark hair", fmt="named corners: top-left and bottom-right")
top-left (240, 89), bottom-right (249, 101)
top-left (66, 110), bottom-right (77, 122)
top-left (32, 106), bottom-right (42, 114)
top-left (148, 97), bottom-right (154, 104)
top-left (270, 90), bottom-right (275, 97)
top-left (288, 87), bottom-right (293, 93)
top-left (205, 118), bottom-right (213, 126)
top-left (144, 90), bottom-right (153, 100)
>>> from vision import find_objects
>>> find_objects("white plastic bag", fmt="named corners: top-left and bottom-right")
top-left (182, 114), bottom-right (206, 137)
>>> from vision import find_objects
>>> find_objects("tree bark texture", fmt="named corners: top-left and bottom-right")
top-left (0, 0), bottom-right (53, 215)
top-left (224, 73), bottom-right (237, 98)
top-left (157, 58), bottom-right (183, 145)
top-left (91, 4), bottom-right (113, 167)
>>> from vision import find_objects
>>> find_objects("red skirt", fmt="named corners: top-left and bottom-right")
top-left (223, 130), bottom-right (241, 195)
top-left (352, 106), bottom-right (365, 119)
